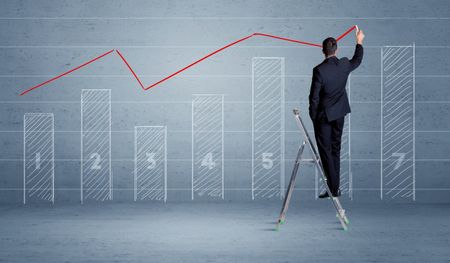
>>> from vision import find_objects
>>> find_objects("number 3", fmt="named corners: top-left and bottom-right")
top-left (146, 152), bottom-right (156, 169)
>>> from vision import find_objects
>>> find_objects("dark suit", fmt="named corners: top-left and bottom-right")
top-left (308, 44), bottom-right (363, 194)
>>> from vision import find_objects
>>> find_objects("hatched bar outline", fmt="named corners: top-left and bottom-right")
top-left (380, 44), bottom-right (416, 200)
top-left (191, 94), bottom-right (224, 200)
top-left (80, 89), bottom-right (112, 203)
top-left (251, 57), bottom-right (285, 200)
top-left (23, 113), bottom-right (55, 204)
top-left (134, 126), bottom-right (167, 202)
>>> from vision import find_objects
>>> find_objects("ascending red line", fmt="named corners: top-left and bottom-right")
top-left (336, 25), bottom-right (357, 41)
top-left (142, 33), bottom-right (255, 90)
top-left (19, 49), bottom-right (115, 96)
top-left (20, 25), bottom-right (356, 96)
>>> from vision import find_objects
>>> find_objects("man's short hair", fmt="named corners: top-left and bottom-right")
top-left (322, 37), bottom-right (337, 56)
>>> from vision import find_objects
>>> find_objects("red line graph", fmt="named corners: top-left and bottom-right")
top-left (20, 25), bottom-right (356, 96)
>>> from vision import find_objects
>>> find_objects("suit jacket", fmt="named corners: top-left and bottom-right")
top-left (309, 44), bottom-right (363, 122)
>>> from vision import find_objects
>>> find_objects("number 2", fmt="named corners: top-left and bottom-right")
top-left (90, 153), bottom-right (101, 170)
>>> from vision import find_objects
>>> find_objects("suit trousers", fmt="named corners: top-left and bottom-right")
top-left (313, 114), bottom-right (345, 194)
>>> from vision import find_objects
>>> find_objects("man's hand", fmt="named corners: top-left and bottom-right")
top-left (355, 25), bottom-right (365, 45)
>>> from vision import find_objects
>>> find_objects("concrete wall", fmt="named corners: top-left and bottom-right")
top-left (0, 0), bottom-right (449, 203)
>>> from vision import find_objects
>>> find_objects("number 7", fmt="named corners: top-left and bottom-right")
top-left (392, 152), bottom-right (405, 170)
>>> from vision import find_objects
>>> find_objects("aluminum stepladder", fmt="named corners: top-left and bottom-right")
top-left (276, 108), bottom-right (349, 231)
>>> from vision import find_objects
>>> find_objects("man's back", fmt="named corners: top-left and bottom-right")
top-left (309, 44), bottom-right (363, 122)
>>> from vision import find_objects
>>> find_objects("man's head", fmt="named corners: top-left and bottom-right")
top-left (322, 37), bottom-right (337, 57)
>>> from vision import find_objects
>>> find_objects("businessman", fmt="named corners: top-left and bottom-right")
top-left (309, 26), bottom-right (365, 198)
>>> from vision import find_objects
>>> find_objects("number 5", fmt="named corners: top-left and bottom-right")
top-left (262, 153), bottom-right (273, 169)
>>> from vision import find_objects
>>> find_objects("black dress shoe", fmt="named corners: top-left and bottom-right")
top-left (318, 189), bottom-right (341, 199)
top-left (333, 189), bottom-right (341, 197)
top-left (318, 191), bottom-right (330, 199)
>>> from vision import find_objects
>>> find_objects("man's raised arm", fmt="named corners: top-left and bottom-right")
top-left (349, 25), bottom-right (365, 71)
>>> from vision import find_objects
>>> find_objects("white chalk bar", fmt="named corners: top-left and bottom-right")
top-left (252, 57), bottom-right (285, 200)
top-left (81, 89), bottom-right (112, 203)
top-left (381, 45), bottom-right (415, 200)
top-left (134, 126), bottom-right (167, 202)
top-left (23, 113), bottom-right (54, 204)
top-left (192, 94), bottom-right (224, 200)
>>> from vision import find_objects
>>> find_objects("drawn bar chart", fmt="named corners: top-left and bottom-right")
top-left (134, 126), bottom-right (167, 202)
top-left (23, 113), bottom-right (55, 204)
top-left (381, 45), bottom-right (415, 200)
top-left (252, 57), bottom-right (285, 200)
top-left (192, 94), bottom-right (224, 199)
top-left (315, 78), bottom-right (352, 199)
top-left (81, 89), bottom-right (112, 203)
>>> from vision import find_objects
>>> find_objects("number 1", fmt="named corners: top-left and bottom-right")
top-left (35, 152), bottom-right (41, 170)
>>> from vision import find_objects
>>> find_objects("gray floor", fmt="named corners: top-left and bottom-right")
top-left (0, 201), bottom-right (449, 262)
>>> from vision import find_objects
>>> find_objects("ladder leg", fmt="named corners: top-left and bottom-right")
top-left (293, 109), bottom-right (349, 231)
top-left (334, 196), bottom-right (349, 224)
top-left (276, 141), bottom-right (306, 230)
top-left (314, 158), bottom-right (348, 230)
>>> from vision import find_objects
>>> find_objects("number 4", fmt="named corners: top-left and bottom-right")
top-left (201, 152), bottom-right (215, 170)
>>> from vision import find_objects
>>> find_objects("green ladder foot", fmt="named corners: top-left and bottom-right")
top-left (336, 214), bottom-right (349, 224)
top-left (344, 217), bottom-right (350, 225)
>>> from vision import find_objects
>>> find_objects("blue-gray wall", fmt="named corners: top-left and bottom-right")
top-left (0, 0), bottom-right (449, 203)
